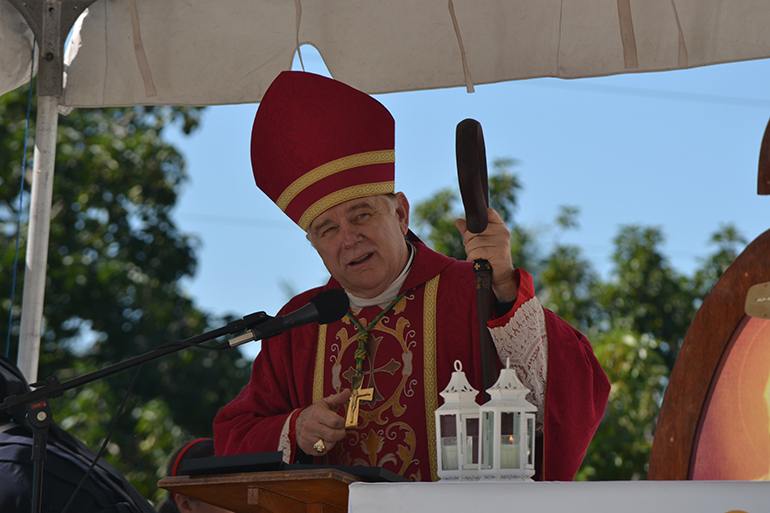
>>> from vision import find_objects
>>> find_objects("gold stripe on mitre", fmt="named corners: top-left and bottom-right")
top-left (298, 181), bottom-right (395, 231)
top-left (276, 149), bottom-right (396, 211)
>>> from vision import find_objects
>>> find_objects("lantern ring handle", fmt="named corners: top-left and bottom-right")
top-left (454, 360), bottom-right (462, 372)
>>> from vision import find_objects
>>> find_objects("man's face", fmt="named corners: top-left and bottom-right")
top-left (308, 193), bottom-right (410, 299)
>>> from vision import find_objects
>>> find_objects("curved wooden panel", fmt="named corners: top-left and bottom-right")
top-left (648, 228), bottom-right (770, 480)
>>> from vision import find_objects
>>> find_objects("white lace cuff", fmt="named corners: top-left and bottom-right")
top-left (488, 296), bottom-right (548, 428)
top-left (278, 413), bottom-right (294, 463)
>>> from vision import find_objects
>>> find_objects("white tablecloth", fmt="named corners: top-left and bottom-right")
top-left (348, 480), bottom-right (769, 513)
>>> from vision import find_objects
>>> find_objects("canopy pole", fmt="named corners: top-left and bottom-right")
top-left (17, 96), bottom-right (60, 384)
top-left (9, 0), bottom-right (97, 382)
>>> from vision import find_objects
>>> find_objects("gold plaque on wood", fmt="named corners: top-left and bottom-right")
top-left (746, 282), bottom-right (770, 319)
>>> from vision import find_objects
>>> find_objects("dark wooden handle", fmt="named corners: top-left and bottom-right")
top-left (456, 119), bottom-right (489, 233)
top-left (456, 118), bottom-right (497, 401)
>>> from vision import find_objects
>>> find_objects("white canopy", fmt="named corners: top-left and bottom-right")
top-left (4, 0), bottom-right (770, 105)
top-left (1, 1), bottom-right (35, 94)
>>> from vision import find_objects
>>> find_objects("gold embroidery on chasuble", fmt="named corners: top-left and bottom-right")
top-left (312, 277), bottom-right (440, 482)
top-left (312, 324), bottom-right (327, 405)
top-left (423, 276), bottom-right (439, 482)
top-left (337, 292), bottom-right (418, 476)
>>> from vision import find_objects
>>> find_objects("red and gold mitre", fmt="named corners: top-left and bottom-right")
top-left (251, 71), bottom-right (395, 231)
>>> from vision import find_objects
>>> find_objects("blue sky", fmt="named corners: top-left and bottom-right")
top-left (167, 49), bottom-right (769, 357)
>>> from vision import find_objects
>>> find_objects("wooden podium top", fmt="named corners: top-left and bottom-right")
top-left (158, 468), bottom-right (359, 513)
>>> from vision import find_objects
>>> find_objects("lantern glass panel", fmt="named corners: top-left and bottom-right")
top-left (481, 411), bottom-right (494, 470)
top-left (440, 414), bottom-right (457, 437)
top-left (501, 412), bottom-right (514, 436)
top-left (439, 414), bottom-right (459, 471)
top-left (500, 412), bottom-right (521, 469)
top-left (527, 417), bottom-right (535, 467)
top-left (464, 417), bottom-right (479, 468)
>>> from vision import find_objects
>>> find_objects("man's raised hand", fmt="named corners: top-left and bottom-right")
top-left (455, 207), bottom-right (519, 303)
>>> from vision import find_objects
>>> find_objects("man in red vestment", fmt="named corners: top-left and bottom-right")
top-left (213, 71), bottom-right (609, 481)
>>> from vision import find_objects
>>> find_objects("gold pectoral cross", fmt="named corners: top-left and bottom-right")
top-left (345, 374), bottom-right (374, 428)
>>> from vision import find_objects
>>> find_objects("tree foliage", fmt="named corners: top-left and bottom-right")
top-left (599, 226), bottom-right (698, 370)
top-left (576, 327), bottom-right (669, 480)
top-left (412, 159), bottom-right (745, 479)
top-left (1, 85), bottom-right (251, 502)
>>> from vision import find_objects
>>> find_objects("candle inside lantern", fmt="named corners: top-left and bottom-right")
top-left (441, 437), bottom-right (459, 470)
top-left (464, 417), bottom-right (479, 467)
top-left (500, 435), bottom-right (520, 469)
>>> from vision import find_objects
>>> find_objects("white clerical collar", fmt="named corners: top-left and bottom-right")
top-left (347, 243), bottom-right (415, 312)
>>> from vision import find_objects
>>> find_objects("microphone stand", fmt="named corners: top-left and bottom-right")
top-left (1, 311), bottom-right (270, 513)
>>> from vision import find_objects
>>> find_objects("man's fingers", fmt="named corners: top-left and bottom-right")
top-left (455, 208), bottom-right (518, 302)
top-left (312, 391), bottom-right (350, 431)
top-left (295, 391), bottom-right (353, 456)
top-left (457, 208), bottom-right (510, 253)
top-left (486, 208), bottom-right (504, 225)
top-left (324, 389), bottom-right (352, 410)
top-left (303, 422), bottom-right (345, 445)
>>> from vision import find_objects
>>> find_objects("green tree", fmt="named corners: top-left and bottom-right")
top-left (538, 206), bottom-right (602, 333)
top-left (1, 85), bottom-right (251, 502)
top-left (413, 189), bottom-right (466, 260)
top-left (600, 226), bottom-right (698, 370)
top-left (692, 223), bottom-right (747, 299)
top-left (577, 223), bottom-right (746, 480)
top-left (576, 326), bottom-right (669, 480)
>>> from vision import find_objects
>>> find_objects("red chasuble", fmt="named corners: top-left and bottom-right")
top-left (213, 241), bottom-right (609, 481)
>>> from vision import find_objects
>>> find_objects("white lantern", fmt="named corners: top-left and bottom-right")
top-left (435, 360), bottom-right (480, 481)
top-left (479, 358), bottom-right (536, 481)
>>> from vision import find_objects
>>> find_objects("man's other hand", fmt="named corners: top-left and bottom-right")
top-left (295, 389), bottom-right (351, 456)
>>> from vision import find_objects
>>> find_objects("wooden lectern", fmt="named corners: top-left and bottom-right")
top-left (159, 468), bottom-right (358, 513)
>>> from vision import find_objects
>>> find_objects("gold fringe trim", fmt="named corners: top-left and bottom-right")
top-left (276, 150), bottom-right (395, 211)
top-left (423, 275), bottom-right (440, 481)
top-left (298, 181), bottom-right (394, 231)
top-left (313, 323), bottom-right (328, 404)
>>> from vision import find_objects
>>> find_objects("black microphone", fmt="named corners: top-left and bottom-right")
top-left (220, 289), bottom-right (349, 349)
